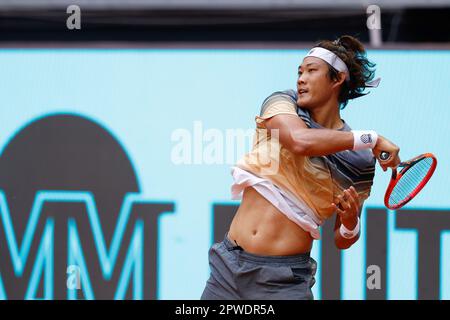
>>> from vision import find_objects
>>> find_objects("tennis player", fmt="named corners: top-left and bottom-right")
top-left (201, 35), bottom-right (400, 300)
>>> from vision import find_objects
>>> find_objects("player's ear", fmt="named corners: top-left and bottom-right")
top-left (332, 72), bottom-right (346, 88)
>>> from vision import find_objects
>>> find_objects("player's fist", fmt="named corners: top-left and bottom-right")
top-left (373, 135), bottom-right (401, 172)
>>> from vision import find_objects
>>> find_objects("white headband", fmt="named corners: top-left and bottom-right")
top-left (305, 47), bottom-right (350, 81)
top-left (303, 46), bottom-right (382, 93)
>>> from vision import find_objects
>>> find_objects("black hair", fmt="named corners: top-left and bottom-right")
top-left (316, 35), bottom-right (376, 109)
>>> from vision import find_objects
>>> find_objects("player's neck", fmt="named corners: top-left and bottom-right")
top-left (310, 100), bottom-right (343, 130)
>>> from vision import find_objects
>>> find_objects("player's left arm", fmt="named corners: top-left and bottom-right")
top-left (333, 186), bottom-right (364, 250)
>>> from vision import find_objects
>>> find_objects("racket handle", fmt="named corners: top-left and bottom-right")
top-left (380, 151), bottom-right (390, 161)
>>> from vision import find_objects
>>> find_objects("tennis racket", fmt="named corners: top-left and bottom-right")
top-left (379, 152), bottom-right (437, 210)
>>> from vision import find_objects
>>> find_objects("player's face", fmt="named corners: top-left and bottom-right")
top-left (297, 57), bottom-right (335, 109)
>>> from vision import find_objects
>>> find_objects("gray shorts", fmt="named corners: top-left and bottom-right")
top-left (200, 233), bottom-right (317, 300)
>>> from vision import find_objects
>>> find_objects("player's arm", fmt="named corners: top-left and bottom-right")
top-left (264, 113), bottom-right (400, 169)
top-left (264, 114), bottom-right (353, 156)
top-left (333, 187), bottom-right (363, 250)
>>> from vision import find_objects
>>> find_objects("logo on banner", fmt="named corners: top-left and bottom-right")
top-left (0, 114), bottom-right (174, 300)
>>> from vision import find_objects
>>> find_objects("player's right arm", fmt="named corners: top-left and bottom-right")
top-left (264, 114), bottom-right (352, 156)
top-left (264, 114), bottom-right (400, 168)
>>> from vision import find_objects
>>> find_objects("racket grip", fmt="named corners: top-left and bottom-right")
top-left (380, 151), bottom-right (390, 161)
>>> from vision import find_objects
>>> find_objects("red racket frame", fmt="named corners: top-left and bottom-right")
top-left (384, 153), bottom-right (437, 210)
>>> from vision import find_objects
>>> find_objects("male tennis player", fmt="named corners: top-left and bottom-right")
top-left (201, 35), bottom-right (400, 300)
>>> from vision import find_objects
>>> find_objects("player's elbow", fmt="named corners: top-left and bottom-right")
top-left (290, 131), bottom-right (313, 156)
top-left (292, 143), bottom-right (310, 156)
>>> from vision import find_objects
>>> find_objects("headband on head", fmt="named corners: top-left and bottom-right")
top-left (305, 47), bottom-right (350, 81)
top-left (304, 46), bottom-right (381, 99)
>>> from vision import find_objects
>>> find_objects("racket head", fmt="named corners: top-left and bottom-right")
top-left (384, 153), bottom-right (437, 210)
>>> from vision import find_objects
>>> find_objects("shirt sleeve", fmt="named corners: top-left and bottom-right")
top-left (255, 91), bottom-right (298, 128)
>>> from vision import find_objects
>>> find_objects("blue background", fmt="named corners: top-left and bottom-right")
top-left (0, 48), bottom-right (448, 299)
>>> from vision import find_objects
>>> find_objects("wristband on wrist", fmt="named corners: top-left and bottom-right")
top-left (339, 217), bottom-right (360, 239)
top-left (351, 130), bottom-right (378, 150)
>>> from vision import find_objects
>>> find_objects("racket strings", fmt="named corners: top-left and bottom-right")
top-left (389, 157), bottom-right (433, 206)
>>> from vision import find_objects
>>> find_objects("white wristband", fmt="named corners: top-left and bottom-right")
top-left (351, 130), bottom-right (378, 150)
top-left (339, 217), bottom-right (360, 239)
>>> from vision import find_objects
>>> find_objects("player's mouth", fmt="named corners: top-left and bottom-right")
top-left (298, 88), bottom-right (308, 96)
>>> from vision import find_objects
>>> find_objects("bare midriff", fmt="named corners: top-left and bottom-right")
top-left (228, 186), bottom-right (314, 256)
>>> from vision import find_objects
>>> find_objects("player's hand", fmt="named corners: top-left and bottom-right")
top-left (372, 135), bottom-right (401, 172)
top-left (332, 186), bottom-right (360, 230)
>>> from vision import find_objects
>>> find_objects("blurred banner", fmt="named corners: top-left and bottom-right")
top-left (2, 2), bottom-right (449, 44)
top-left (0, 48), bottom-right (448, 300)
top-left (2, 0), bottom-right (450, 9)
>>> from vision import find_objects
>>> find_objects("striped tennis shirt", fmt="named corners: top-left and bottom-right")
top-left (234, 89), bottom-right (376, 224)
